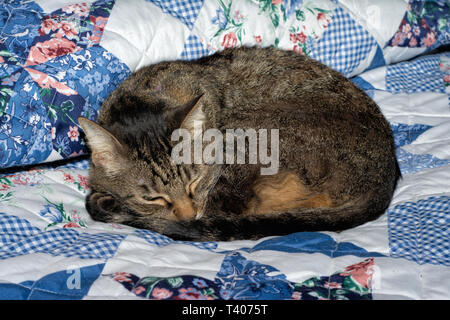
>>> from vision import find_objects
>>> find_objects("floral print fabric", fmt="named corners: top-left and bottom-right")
top-left (0, 0), bottom-right (129, 168)
top-left (111, 253), bottom-right (375, 300)
top-left (387, 0), bottom-right (449, 49)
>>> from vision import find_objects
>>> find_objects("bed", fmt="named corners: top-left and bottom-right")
top-left (0, 0), bottom-right (449, 300)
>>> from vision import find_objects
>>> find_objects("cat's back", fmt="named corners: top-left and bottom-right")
top-left (98, 46), bottom-right (388, 140)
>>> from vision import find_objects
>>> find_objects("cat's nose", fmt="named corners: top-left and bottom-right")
top-left (171, 195), bottom-right (196, 220)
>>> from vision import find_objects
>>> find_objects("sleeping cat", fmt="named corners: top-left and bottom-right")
top-left (78, 46), bottom-right (400, 241)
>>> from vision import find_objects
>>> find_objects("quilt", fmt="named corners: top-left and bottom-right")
top-left (0, 0), bottom-right (449, 300)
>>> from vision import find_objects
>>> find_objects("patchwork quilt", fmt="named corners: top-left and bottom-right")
top-left (0, 0), bottom-right (449, 300)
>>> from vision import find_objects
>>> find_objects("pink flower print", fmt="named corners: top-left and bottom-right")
top-left (423, 31), bottom-right (436, 47)
top-left (25, 37), bottom-right (80, 66)
top-left (0, 183), bottom-right (11, 191)
top-left (25, 68), bottom-right (78, 96)
top-left (324, 281), bottom-right (342, 289)
top-left (39, 17), bottom-right (60, 36)
top-left (254, 35), bottom-right (262, 44)
top-left (12, 176), bottom-right (30, 185)
top-left (222, 32), bottom-right (238, 48)
top-left (56, 21), bottom-right (79, 40)
top-left (77, 174), bottom-right (90, 190)
top-left (296, 32), bottom-right (307, 44)
top-left (317, 12), bottom-right (330, 29)
top-left (132, 286), bottom-right (147, 296)
top-left (420, 18), bottom-right (427, 28)
top-left (272, 0), bottom-right (283, 4)
top-left (67, 125), bottom-right (79, 142)
top-left (291, 291), bottom-right (302, 300)
top-left (402, 23), bottom-right (411, 34)
top-left (63, 222), bottom-right (80, 228)
top-left (70, 210), bottom-right (82, 222)
top-left (62, 3), bottom-right (90, 17)
top-left (233, 10), bottom-right (244, 23)
top-left (69, 150), bottom-right (84, 157)
top-left (444, 75), bottom-right (450, 83)
top-left (63, 173), bottom-right (75, 183)
top-left (113, 272), bottom-right (132, 283)
top-left (290, 32), bottom-right (307, 45)
top-left (340, 258), bottom-right (374, 289)
top-left (409, 36), bottom-right (417, 47)
top-left (413, 26), bottom-right (421, 36)
top-left (293, 45), bottom-right (303, 55)
top-left (151, 287), bottom-right (173, 299)
top-left (392, 32), bottom-right (403, 46)
top-left (289, 33), bottom-right (297, 43)
top-left (90, 16), bottom-right (108, 32)
top-left (176, 287), bottom-right (212, 300)
top-left (88, 16), bottom-right (109, 45)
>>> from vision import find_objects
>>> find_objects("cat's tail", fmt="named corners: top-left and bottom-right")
top-left (159, 194), bottom-right (390, 241)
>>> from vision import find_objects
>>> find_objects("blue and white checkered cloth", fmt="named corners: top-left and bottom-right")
top-left (180, 34), bottom-right (211, 61)
top-left (388, 195), bottom-right (450, 266)
top-left (310, 6), bottom-right (377, 77)
top-left (386, 54), bottom-right (446, 94)
top-left (146, 0), bottom-right (204, 30)
top-left (0, 213), bottom-right (125, 260)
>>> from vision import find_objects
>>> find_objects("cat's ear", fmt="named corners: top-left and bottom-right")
top-left (78, 117), bottom-right (126, 175)
top-left (171, 94), bottom-right (206, 134)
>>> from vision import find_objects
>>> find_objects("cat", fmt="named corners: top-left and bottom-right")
top-left (78, 46), bottom-right (400, 241)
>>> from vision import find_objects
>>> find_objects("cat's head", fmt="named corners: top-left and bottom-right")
top-left (78, 95), bottom-right (218, 222)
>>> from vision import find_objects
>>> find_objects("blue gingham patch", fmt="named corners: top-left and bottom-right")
top-left (309, 7), bottom-right (377, 77)
top-left (146, 0), bottom-right (204, 30)
top-left (386, 54), bottom-right (445, 94)
top-left (134, 229), bottom-right (217, 251)
top-left (180, 34), bottom-right (211, 61)
top-left (388, 195), bottom-right (450, 266)
top-left (0, 213), bottom-right (125, 260)
top-left (0, 212), bottom-right (41, 244)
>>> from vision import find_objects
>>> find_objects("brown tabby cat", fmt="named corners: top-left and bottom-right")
top-left (78, 46), bottom-right (400, 241)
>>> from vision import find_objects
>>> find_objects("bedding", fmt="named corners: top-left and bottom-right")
top-left (0, 0), bottom-right (449, 300)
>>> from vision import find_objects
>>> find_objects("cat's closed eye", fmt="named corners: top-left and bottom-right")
top-left (141, 195), bottom-right (170, 207)
top-left (142, 195), bottom-right (165, 202)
